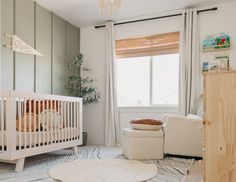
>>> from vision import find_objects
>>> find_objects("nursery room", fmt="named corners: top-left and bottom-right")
top-left (0, 0), bottom-right (236, 181)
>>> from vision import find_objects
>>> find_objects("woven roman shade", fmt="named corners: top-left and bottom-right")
top-left (116, 32), bottom-right (180, 58)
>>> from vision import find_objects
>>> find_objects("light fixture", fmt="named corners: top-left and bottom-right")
top-left (99, 0), bottom-right (122, 15)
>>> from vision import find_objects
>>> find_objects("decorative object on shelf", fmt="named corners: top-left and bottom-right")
top-left (214, 55), bottom-right (230, 70)
top-left (2, 33), bottom-right (43, 56)
top-left (202, 55), bottom-right (230, 72)
top-left (209, 61), bottom-right (220, 71)
top-left (202, 62), bottom-right (209, 72)
top-left (202, 32), bottom-right (230, 52)
top-left (99, 0), bottom-right (122, 15)
top-left (65, 53), bottom-right (100, 105)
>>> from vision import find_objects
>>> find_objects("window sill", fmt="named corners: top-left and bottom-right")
top-left (118, 105), bottom-right (178, 109)
top-left (118, 105), bottom-right (178, 113)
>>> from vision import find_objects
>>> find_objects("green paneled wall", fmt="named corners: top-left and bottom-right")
top-left (0, 0), bottom-right (80, 95)
top-left (52, 14), bottom-right (67, 95)
top-left (15, 0), bottom-right (35, 91)
top-left (36, 4), bottom-right (52, 94)
top-left (1, 0), bottom-right (14, 90)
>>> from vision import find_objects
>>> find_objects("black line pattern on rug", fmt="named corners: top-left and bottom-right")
top-left (0, 146), bottom-right (194, 182)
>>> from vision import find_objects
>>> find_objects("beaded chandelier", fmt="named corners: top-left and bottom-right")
top-left (99, 0), bottom-right (122, 15)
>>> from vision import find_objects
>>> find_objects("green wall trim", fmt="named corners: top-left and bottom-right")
top-left (51, 12), bottom-right (54, 94)
top-left (34, 1), bottom-right (37, 92)
top-left (13, 0), bottom-right (16, 90)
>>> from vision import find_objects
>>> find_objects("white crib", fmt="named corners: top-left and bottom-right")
top-left (0, 91), bottom-right (82, 172)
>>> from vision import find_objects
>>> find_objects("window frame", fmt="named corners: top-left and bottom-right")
top-left (117, 53), bottom-right (179, 108)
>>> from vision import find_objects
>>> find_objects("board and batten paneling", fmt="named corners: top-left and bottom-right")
top-left (15, 0), bottom-right (35, 91)
top-left (67, 23), bottom-right (80, 61)
top-left (52, 14), bottom-right (67, 95)
top-left (1, 0), bottom-right (14, 90)
top-left (0, 0), bottom-right (80, 95)
top-left (35, 4), bottom-right (52, 94)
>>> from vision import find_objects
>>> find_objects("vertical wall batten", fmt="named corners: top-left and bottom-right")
top-left (51, 13), bottom-right (54, 94)
top-left (1, 0), bottom-right (14, 90)
top-left (36, 3), bottom-right (52, 94)
top-left (66, 22), bottom-right (68, 96)
top-left (34, 2), bottom-right (37, 92)
top-left (0, 0), bottom-right (1, 91)
top-left (52, 14), bottom-right (67, 95)
top-left (15, 0), bottom-right (35, 91)
top-left (13, 0), bottom-right (16, 90)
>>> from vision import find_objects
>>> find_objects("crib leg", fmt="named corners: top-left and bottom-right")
top-left (72, 146), bottom-right (78, 155)
top-left (15, 158), bottom-right (25, 172)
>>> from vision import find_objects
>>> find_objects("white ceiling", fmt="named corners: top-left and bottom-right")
top-left (36, 0), bottom-right (234, 27)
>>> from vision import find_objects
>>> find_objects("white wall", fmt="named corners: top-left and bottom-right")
top-left (80, 27), bottom-right (106, 145)
top-left (81, 15), bottom-right (181, 145)
top-left (80, 1), bottom-right (236, 145)
top-left (199, 2), bottom-right (236, 68)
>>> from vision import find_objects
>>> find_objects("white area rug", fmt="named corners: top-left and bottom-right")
top-left (0, 146), bottom-right (194, 182)
top-left (49, 159), bottom-right (157, 182)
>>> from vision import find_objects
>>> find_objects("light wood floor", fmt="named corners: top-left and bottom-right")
top-left (185, 160), bottom-right (203, 182)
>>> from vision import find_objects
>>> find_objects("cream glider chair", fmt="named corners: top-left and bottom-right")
top-left (163, 114), bottom-right (203, 157)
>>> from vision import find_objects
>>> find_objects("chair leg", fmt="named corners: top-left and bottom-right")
top-left (72, 146), bottom-right (78, 155)
top-left (15, 158), bottom-right (25, 172)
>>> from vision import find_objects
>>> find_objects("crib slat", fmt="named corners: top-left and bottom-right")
top-left (70, 102), bottom-right (72, 141)
top-left (73, 102), bottom-right (76, 140)
top-left (66, 102), bottom-right (70, 140)
top-left (18, 100), bottom-right (22, 150)
top-left (63, 102), bottom-right (66, 142)
top-left (46, 100), bottom-right (49, 145)
top-left (1, 98), bottom-right (4, 151)
top-left (38, 100), bottom-right (41, 146)
top-left (53, 100), bottom-right (59, 143)
top-left (40, 100), bottom-right (46, 146)
top-left (29, 99), bottom-right (32, 148)
top-left (50, 100), bottom-right (53, 144)
top-left (24, 99), bottom-right (27, 149)
top-left (33, 100), bottom-right (36, 147)
top-left (77, 102), bottom-right (79, 140)
top-left (57, 101), bottom-right (61, 143)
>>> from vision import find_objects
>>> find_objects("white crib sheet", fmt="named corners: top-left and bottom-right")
top-left (0, 128), bottom-right (79, 147)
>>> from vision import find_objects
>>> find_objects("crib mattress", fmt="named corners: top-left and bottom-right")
top-left (0, 128), bottom-right (79, 147)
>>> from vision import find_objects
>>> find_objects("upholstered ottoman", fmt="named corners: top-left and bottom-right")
top-left (122, 128), bottom-right (164, 160)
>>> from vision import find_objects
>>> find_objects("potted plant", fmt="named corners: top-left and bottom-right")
top-left (65, 53), bottom-right (100, 145)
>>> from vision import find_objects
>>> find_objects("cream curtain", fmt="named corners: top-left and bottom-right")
top-left (178, 9), bottom-right (201, 116)
top-left (105, 21), bottom-right (120, 146)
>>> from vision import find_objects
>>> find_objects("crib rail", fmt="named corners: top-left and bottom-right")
top-left (0, 95), bottom-right (6, 153)
top-left (0, 91), bottom-right (82, 160)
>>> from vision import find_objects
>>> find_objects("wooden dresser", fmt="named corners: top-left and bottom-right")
top-left (203, 71), bottom-right (236, 182)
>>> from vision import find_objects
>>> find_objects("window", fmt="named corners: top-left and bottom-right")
top-left (116, 32), bottom-right (179, 107)
top-left (117, 54), bottom-right (179, 107)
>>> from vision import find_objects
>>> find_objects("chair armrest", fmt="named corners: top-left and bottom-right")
top-left (164, 114), bottom-right (203, 157)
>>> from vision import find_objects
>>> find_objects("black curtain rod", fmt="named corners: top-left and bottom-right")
top-left (95, 7), bottom-right (217, 29)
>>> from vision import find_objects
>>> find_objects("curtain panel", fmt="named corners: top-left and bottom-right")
top-left (105, 21), bottom-right (120, 146)
top-left (178, 9), bottom-right (201, 116)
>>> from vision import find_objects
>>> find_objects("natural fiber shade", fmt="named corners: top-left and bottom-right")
top-left (48, 159), bottom-right (157, 182)
top-left (116, 32), bottom-right (180, 58)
